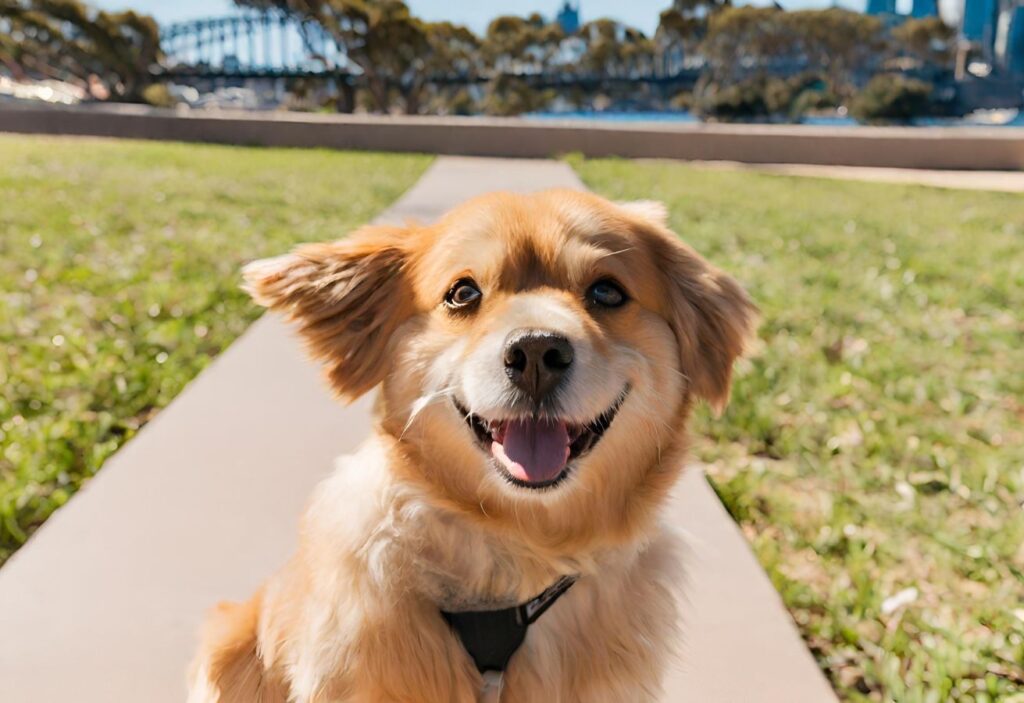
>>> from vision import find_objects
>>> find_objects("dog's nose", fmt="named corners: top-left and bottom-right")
top-left (503, 330), bottom-right (574, 403)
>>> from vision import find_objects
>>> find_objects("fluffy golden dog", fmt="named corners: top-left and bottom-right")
top-left (188, 189), bottom-right (756, 702)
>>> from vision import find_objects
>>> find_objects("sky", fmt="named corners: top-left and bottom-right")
top-left (91, 0), bottom-right (961, 34)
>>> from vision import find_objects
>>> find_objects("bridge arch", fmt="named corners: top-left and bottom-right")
top-left (160, 11), bottom-right (348, 79)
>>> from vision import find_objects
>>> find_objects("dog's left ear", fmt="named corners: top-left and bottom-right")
top-left (243, 225), bottom-right (415, 400)
top-left (617, 200), bottom-right (669, 228)
top-left (638, 221), bottom-right (758, 415)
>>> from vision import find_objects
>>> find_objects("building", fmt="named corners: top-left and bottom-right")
top-left (556, 1), bottom-right (580, 34)
top-left (995, 3), bottom-right (1024, 74)
top-left (955, 0), bottom-right (1024, 83)
top-left (909, 0), bottom-right (938, 18)
top-left (865, 0), bottom-right (897, 15)
top-left (961, 0), bottom-right (1000, 65)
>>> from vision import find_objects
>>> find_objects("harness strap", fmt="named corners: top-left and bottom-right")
top-left (441, 575), bottom-right (577, 675)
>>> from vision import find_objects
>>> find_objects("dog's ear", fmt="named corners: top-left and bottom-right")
top-left (642, 225), bottom-right (758, 414)
top-left (617, 200), bottom-right (669, 228)
top-left (243, 225), bottom-right (415, 400)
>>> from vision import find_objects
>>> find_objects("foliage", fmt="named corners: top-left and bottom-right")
top-left (482, 74), bottom-right (553, 116)
top-left (656, 8), bottom-right (699, 51)
top-left (577, 156), bottom-right (1024, 702)
top-left (696, 72), bottom-right (836, 121)
top-left (136, 2), bottom-right (956, 119)
top-left (233, 0), bottom-right (477, 114)
top-left (141, 82), bottom-right (174, 108)
top-left (482, 13), bottom-right (564, 73)
top-left (790, 84), bottom-right (840, 115)
top-left (474, 13), bottom-right (560, 116)
top-left (575, 19), bottom-right (654, 76)
top-left (703, 7), bottom-right (887, 99)
top-left (655, 0), bottom-right (729, 73)
top-left (404, 20), bottom-right (481, 114)
top-left (0, 0), bottom-right (160, 101)
top-left (0, 0), bottom-right (950, 117)
top-left (0, 135), bottom-right (430, 564)
top-left (891, 17), bottom-right (955, 70)
top-left (695, 74), bottom-right (779, 120)
top-left (850, 73), bottom-right (935, 124)
top-left (669, 90), bottom-right (693, 111)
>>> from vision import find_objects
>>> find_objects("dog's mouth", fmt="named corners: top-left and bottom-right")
top-left (453, 387), bottom-right (629, 490)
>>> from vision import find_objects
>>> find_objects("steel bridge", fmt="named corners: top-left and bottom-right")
top-left (157, 12), bottom-right (701, 89)
top-left (159, 11), bottom-right (349, 79)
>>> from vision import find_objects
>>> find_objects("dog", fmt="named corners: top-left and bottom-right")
top-left (188, 189), bottom-right (756, 702)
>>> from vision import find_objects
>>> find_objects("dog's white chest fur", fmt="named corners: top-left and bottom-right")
top-left (270, 438), bottom-right (682, 703)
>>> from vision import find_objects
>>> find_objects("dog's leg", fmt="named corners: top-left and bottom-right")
top-left (187, 591), bottom-right (287, 703)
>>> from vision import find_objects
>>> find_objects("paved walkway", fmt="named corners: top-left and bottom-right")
top-left (0, 157), bottom-right (837, 703)
top-left (681, 159), bottom-right (1024, 192)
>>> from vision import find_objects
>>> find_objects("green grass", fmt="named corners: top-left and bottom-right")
top-left (576, 157), bottom-right (1024, 702)
top-left (0, 135), bottom-right (430, 564)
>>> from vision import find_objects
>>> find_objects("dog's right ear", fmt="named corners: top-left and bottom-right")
top-left (243, 225), bottom-right (415, 401)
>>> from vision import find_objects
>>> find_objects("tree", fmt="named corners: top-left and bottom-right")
top-left (655, 9), bottom-right (697, 71)
top-left (576, 19), bottom-right (654, 77)
top-left (235, 0), bottom-right (473, 114)
top-left (0, 0), bottom-right (160, 101)
top-left (656, 0), bottom-right (730, 74)
top-left (694, 72), bottom-right (830, 121)
top-left (701, 6), bottom-right (793, 85)
top-left (891, 17), bottom-right (955, 70)
top-left (850, 73), bottom-right (934, 123)
top-left (672, 0), bottom-right (732, 15)
top-left (481, 74), bottom-right (553, 115)
top-left (482, 14), bottom-right (564, 74)
top-left (410, 21), bottom-right (482, 115)
top-left (702, 7), bottom-right (886, 99)
top-left (479, 14), bottom-right (564, 115)
top-left (783, 9), bottom-right (887, 98)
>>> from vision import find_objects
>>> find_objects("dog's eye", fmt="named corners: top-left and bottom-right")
top-left (445, 278), bottom-right (482, 309)
top-left (587, 279), bottom-right (627, 308)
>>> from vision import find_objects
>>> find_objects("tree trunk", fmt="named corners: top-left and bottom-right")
top-left (0, 50), bottom-right (26, 80)
top-left (402, 81), bottom-right (424, 115)
top-left (336, 79), bottom-right (355, 113)
top-left (346, 55), bottom-right (391, 113)
top-left (366, 77), bottom-right (391, 113)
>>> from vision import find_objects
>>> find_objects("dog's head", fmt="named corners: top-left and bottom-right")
top-left (245, 190), bottom-right (756, 547)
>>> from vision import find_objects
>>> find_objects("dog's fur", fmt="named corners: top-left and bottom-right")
top-left (188, 189), bottom-right (756, 702)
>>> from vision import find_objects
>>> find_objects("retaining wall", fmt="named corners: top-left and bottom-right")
top-left (1, 102), bottom-right (1022, 170)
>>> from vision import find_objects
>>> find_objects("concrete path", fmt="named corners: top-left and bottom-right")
top-left (0, 157), bottom-right (838, 703)
top-left (677, 159), bottom-right (1024, 192)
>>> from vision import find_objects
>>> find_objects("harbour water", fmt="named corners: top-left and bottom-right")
top-left (527, 109), bottom-right (1024, 127)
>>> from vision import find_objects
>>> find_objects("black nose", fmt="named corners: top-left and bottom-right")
top-left (503, 330), bottom-right (574, 403)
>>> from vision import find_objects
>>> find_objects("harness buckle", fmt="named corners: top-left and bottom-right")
top-left (479, 670), bottom-right (504, 703)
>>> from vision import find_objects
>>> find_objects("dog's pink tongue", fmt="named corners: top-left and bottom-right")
top-left (492, 418), bottom-right (571, 484)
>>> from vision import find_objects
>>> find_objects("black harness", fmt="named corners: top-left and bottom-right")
top-left (441, 575), bottom-right (577, 674)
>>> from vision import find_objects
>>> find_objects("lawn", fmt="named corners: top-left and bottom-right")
top-left (577, 158), bottom-right (1024, 703)
top-left (3, 136), bottom-right (1021, 702)
top-left (0, 135), bottom-right (430, 565)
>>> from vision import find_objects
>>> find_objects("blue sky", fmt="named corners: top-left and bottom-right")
top-left (92, 0), bottom-right (959, 33)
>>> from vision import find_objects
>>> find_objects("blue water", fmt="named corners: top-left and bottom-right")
top-left (528, 111), bottom-right (700, 124)
top-left (527, 110), bottom-right (1024, 127)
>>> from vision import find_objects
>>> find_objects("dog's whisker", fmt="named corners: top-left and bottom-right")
top-left (663, 367), bottom-right (692, 384)
top-left (594, 246), bottom-right (636, 261)
top-left (399, 385), bottom-right (458, 440)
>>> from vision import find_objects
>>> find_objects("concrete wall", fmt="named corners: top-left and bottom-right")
top-left (2, 102), bottom-right (1023, 170)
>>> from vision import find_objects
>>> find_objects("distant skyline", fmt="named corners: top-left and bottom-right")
top-left (91, 0), bottom-right (962, 33)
